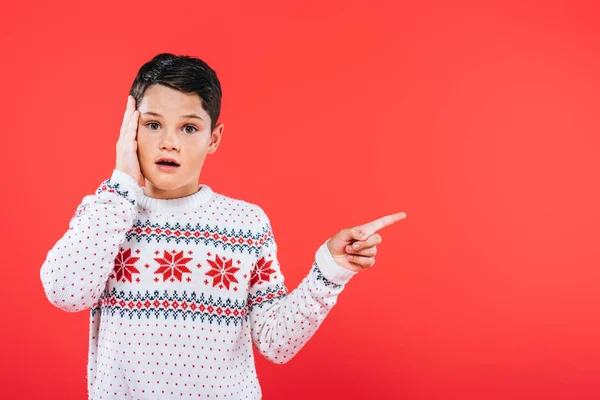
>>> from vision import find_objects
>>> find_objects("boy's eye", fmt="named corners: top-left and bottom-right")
top-left (145, 122), bottom-right (197, 134)
top-left (184, 125), bottom-right (198, 134)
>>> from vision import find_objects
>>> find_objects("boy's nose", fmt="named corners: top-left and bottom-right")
top-left (160, 130), bottom-right (180, 150)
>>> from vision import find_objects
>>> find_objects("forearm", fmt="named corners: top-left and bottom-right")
top-left (40, 170), bottom-right (142, 312)
top-left (250, 241), bottom-right (357, 364)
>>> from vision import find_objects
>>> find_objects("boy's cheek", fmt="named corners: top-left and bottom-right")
top-left (136, 141), bottom-right (151, 161)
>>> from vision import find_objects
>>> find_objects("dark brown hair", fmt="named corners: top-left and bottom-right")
top-left (129, 53), bottom-right (222, 131)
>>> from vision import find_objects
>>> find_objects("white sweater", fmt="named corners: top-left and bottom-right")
top-left (41, 170), bottom-right (357, 399)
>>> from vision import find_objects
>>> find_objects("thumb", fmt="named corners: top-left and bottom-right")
top-left (328, 226), bottom-right (368, 255)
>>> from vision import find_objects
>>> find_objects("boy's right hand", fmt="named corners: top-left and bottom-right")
top-left (116, 96), bottom-right (145, 187)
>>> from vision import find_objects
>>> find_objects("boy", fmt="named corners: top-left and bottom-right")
top-left (40, 53), bottom-right (406, 399)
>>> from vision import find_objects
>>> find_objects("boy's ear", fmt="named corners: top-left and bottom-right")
top-left (208, 122), bottom-right (224, 154)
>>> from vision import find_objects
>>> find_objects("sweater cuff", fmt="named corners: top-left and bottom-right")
top-left (314, 239), bottom-right (358, 286)
top-left (95, 169), bottom-right (144, 206)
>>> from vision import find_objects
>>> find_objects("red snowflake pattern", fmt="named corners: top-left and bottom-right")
top-left (205, 255), bottom-right (240, 290)
top-left (153, 250), bottom-right (193, 282)
top-left (250, 256), bottom-right (276, 286)
top-left (112, 248), bottom-right (141, 283)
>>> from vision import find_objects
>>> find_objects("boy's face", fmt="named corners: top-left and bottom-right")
top-left (136, 84), bottom-right (223, 199)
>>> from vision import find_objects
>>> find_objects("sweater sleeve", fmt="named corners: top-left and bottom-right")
top-left (247, 206), bottom-right (358, 364)
top-left (40, 169), bottom-right (143, 312)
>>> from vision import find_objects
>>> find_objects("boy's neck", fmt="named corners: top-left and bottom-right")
top-left (138, 184), bottom-right (214, 213)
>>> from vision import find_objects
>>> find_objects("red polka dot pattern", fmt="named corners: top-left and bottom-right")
top-left (41, 169), bottom-right (357, 399)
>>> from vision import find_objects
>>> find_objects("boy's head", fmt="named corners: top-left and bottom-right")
top-left (130, 53), bottom-right (222, 132)
top-left (129, 53), bottom-right (224, 199)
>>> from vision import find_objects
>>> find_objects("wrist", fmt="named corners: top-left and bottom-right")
top-left (104, 169), bottom-right (144, 205)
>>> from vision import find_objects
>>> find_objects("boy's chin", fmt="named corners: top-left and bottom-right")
top-left (144, 172), bottom-right (180, 188)
top-left (144, 170), bottom-right (198, 191)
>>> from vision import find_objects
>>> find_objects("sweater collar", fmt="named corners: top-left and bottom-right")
top-left (138, 184), bottom-right (214, 213)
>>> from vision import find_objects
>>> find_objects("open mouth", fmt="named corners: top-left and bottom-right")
top-left (156, 158), bottom-right (180, 167)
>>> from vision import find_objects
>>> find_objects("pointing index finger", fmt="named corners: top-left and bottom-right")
top-left (360, 212), bottom-right (406, 236)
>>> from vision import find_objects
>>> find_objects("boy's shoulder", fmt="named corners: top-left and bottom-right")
top-left (209, 188), bottom-right (268, 222)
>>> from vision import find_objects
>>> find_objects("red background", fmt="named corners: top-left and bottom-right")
top-left (1, 0), bottom-right (599, 399)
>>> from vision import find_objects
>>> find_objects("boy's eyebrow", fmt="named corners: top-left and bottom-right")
top-left (143, 111), bottom-right (204, 121)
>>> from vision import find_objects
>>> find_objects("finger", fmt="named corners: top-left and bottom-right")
top-left (345, 245), bottom-right (377, 257)
top-left (125, 110), bottom-right (140, 141)
top-left (120, 96), bottom-right (135, 138)
top-left (345, 234), bottom-right (381, 253)
top-left (346, 254), bottom-right (375, 269)
top-left (336, 226), bottom-right (369, 243)
top-left (119, 96), bottom-right (134, 138)
top-left (359, 212), bottom-right (406, 237)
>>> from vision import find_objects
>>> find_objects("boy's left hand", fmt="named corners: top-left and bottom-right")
top-left (327, 212), bottom-right (406, 272)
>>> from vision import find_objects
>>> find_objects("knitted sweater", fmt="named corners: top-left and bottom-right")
top-left (40, 169), bottom-right (358, 400)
